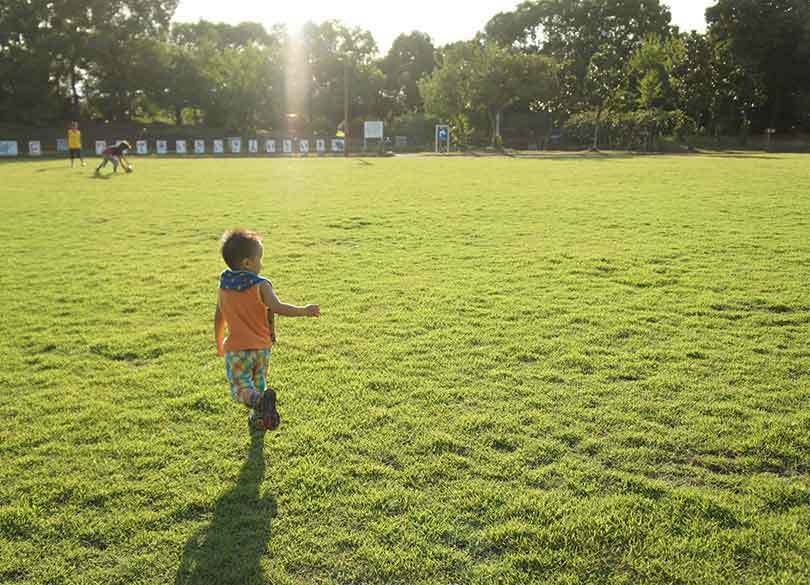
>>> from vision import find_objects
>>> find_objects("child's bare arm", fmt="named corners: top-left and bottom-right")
top-left (260, 282), bottom-right (319, 317)
top-left (214, 303), bottom-right (226, 356)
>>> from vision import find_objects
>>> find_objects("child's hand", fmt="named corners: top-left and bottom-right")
top-left (305, 304), bottom-right (320, 317)
top-left (216, 340), bottom-right (225, 357)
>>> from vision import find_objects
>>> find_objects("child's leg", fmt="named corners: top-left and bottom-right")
top-left (251, 349), bottom-right (270, 394)
top-left (112, 156), bottom-right (120, 172)
top-left (251, 349), bottom-right (279, 430)
top-left (225, 351), bottom-right (263, 408)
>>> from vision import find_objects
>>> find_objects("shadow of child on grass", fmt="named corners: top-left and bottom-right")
top-left (175, 432), bottom-right (276, 585)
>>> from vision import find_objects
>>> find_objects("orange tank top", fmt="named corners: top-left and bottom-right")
top-left (219, 285), bottom-right (273, 353)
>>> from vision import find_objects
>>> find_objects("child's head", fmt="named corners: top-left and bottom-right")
top-left (221, 229), bottom-right (263, 273)
top-left (71, 121), bottom-right (78, 129)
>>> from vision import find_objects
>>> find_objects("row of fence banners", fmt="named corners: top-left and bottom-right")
top-left (0, 138), bottom-right (345, 156)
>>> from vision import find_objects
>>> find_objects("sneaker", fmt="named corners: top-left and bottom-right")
top-left (247, 410), bottom-right (264, 433)
top-left (257, 387), bottom-right (281, 431)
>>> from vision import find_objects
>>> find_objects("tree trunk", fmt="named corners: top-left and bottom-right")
top-left (592, 106), bottom-right (602, 150)
top-left (175, 106), bottom-right (183, 126)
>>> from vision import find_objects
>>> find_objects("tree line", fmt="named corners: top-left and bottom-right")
top-left (2, 0), bottom-right (809, 147)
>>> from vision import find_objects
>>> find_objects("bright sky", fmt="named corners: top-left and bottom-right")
top-left (174, 0), bottom-right (713, 53)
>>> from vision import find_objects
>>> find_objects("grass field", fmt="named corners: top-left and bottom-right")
top-left (0, 154), bottom-right (808, 585)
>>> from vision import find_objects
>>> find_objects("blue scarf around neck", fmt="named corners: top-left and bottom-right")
top-left (219, 270), bottom-right (268, 292)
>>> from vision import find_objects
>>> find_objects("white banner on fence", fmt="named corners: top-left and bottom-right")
top-left (316, 139), bottom-right (326, 153)
top-left (213, 140), bottom-right (224, 154)
top-left (176, 140), bottom-right (187, 154)
top-left (331, 139), bottom-right (345, 153)
top-left (136, 140), bottom-right (148, 155)
top-left (28, 141), bottom-right (42, 156)
top-left (282, 139), bottom-right (293, 154)
top-left (56, 139), bottom-right (68, 152)
top-left (299, 139), bottom-right (309, 153)
top-left (248, 139), bottom-right (258, 153)
top-left (265, 139), bottom-right (276, 153)
top-left (229, 138), bottom-right (241, 153)
top-left (0, 141), bottom-right (18, 156)
top-left (194, 139), bottom-right (205, 154)
top-left (95, 140), bottom-right (106, 155)
top-left (156, 140), bottom-right (168, 155)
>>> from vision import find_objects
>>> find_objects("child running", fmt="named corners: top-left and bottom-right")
top-left (95, 140), bottom-right (132, 174)
top-left (214, 229), bottom-right (320, 432)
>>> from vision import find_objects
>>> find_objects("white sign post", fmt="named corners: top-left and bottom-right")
top-left (331, 139), bottom-right (345, 153)
top-left (95, 141), bottom-right (107, 155)
top-left (56, 139), bottom-right (68, 153)
top-left (299, 139), bottom-right (310, 154)
top-left (176, 140), bottom-right (187, 154)
top-left (213, 140), bottom-right (224, 154)
top-left (316, 139), bottom-right (326, 153)
top-left (282, 139), bottom-right (293, 154)
top-left (156, 140), bottom-right (168, 155)
top-left (229, 138), bottom-right (241, 153)
top-left (265, 139), bottom-right (276, 154)
top-left (28, 141), bottom-right (42, 156)
top-left (364, 121), bottom-right (384, 150)
top-left (194, 139), bottom-right (205, 154)
top-left (136, 140), bottom-right (148, 155)
top-left (248, 139), bottom-right (258, 154)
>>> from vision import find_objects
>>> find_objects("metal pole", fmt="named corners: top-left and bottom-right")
top-left (344, 58), bottom-right (350, 158)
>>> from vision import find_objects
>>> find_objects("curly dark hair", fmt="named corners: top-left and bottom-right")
top-left (221, 229), bottom-right (263, 270)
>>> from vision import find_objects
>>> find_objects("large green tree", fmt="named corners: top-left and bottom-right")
top-left (0, 0), bottom-right (61, 124)
top-left (299, 21), bottom-right (383, 132)
top-left (485, 0), bottom-right (673, 115)
top-left (380, 32), bottom-right (436, 116)
top-left (583, 45), bottom-right (628, 148)
top-left (706, 0), bottom-right (810, 131)
top-left (63, 0), bottom-right (179, 121)
top-left (156, 21), bottom-right (284, 129)
top-left (0, 0), bottom-right (178, 123)
top-left (417, 42), bottom-right (476, 142)
top-left (668, 32), bottom-right (715, 132)
top-left (420, 41), bottom-right (557, 145)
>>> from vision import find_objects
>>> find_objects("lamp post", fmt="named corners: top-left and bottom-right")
top-left (343, 57), bottom-right (350, 158)
top-left (766, 127), bottom-right (776, 150)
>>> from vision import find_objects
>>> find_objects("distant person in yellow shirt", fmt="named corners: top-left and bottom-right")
top-left (67, 121), bottom-right (85, 168)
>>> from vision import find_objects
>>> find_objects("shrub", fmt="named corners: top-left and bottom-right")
top-left (564, 109), bottom-right (697, 150)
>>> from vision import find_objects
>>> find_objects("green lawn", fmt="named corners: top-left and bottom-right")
top-left (0, 154), bottom-right (808, 585)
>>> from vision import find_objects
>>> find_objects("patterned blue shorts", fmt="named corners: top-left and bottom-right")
top-left (225, 349), bottom-right (270, 408)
